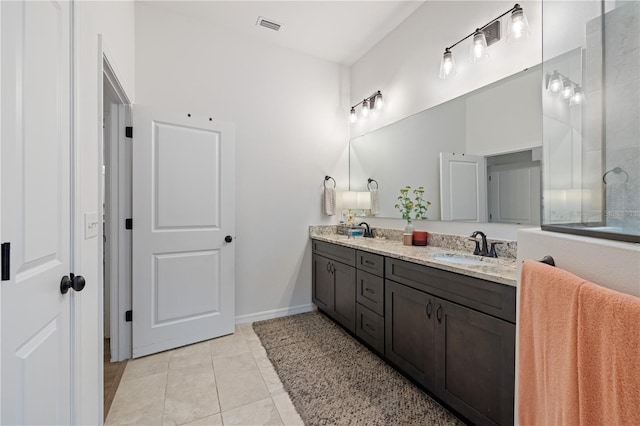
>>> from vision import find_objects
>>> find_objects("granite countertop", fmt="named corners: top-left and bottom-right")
top-left (310, 232), bottom-right (518, 287)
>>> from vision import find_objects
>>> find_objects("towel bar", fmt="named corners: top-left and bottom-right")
top-left (538, 256), bottom-right (555, 267)
top-left (324, 176), bottom-right (336, 188)
top-left (367, 178), bottom-right (379, 190)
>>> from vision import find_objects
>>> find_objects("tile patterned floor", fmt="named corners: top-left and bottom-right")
top-left (105, 324), bottom-right (304, 426)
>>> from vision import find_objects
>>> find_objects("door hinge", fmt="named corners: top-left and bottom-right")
top-left (125, 218), bottom-right (132, 230)
top-left (1, 242), bottom-right (10, 281)
top-left (125, 310), bottom-right (132, 322)
top-left (125, 126), bottom-right (133, 138)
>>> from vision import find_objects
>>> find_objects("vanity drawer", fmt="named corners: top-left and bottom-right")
top-left (356, 270), bottom-right (384, 316)
top-left (385, 258), bottom-right (516, 323)
top-left (356, 303), bottom-right (384, 355)
top-left (357, 250), bottom-right (384, 276)
top-left (312, 240), bottom-right (356, 266)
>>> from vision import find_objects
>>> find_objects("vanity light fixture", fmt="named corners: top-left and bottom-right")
top-left (546, 71), bottom-right (585, 106)
top-left (349, 91), bottom-right (383, 124)
top-left (438, 3), bottom-right (530, 79)
top-left (547, 70), bottom-right (563, 93)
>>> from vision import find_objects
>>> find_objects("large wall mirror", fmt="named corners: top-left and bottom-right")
top-left (349, 65), bottom-right (543, 225)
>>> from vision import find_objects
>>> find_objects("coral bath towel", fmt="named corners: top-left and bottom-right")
top-left (577, 282), bottom-right (640, 425)
top-left (518, 261), bottom-right (584, 426)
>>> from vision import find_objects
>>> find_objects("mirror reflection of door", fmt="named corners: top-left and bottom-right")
top-left (487, 149), bottom-right (541, 225)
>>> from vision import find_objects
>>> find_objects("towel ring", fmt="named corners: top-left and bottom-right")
top-left (324, 176), bottom-right (336, 188)
top-left (603, 167), bottom-right (629, 184)
top-left (538, 256), bottom-right (555, 267)
top-left (367, 178), bottom-right (379, 190)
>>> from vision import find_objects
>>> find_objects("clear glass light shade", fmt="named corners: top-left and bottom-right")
top-left (361, 99), bottom-right (370, 118)
top-left (439, 49), bottom-right (457, 79)
top-left (506, 5), bottom-right (530, 43)
top-left (570, 86), bottom-right (585, 106)
top-left (561, 80), bottom-right (575, 100)
top-left (470, 30), bottom-right (489, 63)
top-left (374, 93), bottom-right (384, 111)
top-left (548, 72), bottom-right (563, 94)
top-left (349, 108), bottom-right (357, 123)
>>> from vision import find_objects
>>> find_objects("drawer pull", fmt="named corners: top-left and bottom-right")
top-left (436, 305), bottom-right (443, 323)
top-left (426, 300), bottom-right (432, 318)
top-left (365, 288), bottom-right (375, 294)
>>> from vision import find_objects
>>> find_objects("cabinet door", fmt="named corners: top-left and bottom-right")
top-left (385, 280), bottom-right (435, 389)
top-left (434, 299), bottom-right (515, 426)
top-left (312, 254), bottom-right (333, 312)
top-left (332, 261), bottom-right (357, 333)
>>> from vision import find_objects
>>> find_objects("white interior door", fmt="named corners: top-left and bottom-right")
top-left (440, 152), bottom-right (488, 222)
top-left (1, 1), bottom-right (73, 423)
top-left (132, 106), bottom-right (235, 358)
top-left (488, 164), bottom-right (541, 225)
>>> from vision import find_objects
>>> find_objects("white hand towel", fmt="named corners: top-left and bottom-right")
top-left (324, 187), bottom-right (336, 216)
top-left (370, 189), bottom-right (379, 215)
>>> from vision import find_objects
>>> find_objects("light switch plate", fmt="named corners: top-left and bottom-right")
top-left (85, 212), bottom-right (99, 239)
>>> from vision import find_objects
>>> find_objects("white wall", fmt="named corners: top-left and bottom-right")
top-left (135, 3), bottom-right (349, 318)
top-left (350, 1), bottom-right (542, 137)
top-left (75, 1), bottom-right (135, 423)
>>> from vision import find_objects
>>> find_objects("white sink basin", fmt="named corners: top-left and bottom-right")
top-left (431, 253), bottom-right (490, 266)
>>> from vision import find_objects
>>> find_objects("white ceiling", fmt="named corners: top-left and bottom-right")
top-left (144, 1), bottom-right (425, 65)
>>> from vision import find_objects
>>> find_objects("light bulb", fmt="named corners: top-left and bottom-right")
top-left (374, 92), bottom-right (384, 111)
top-left (570, 86), bottom-right (585, 106)
top-left (507, 4), bottom-right (530, 43)
top-left (548, 71), bottom-right (563, 94)
top-left (469, 29), bottom-right (489, 63)
top-left (349, 107), bottom-right (357, 123)
top-left (561, 79), bottom-right (574, 100)
top-left (439, 48), bottom-right (457, 79)
top-left (361, 99), bottom-right (369, 118)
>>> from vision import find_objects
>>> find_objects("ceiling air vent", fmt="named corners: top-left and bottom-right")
top-left (256, 16), bottom-right (282, 32)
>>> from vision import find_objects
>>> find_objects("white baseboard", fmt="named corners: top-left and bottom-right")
top-left (235, 303), bottom-right (317, 325)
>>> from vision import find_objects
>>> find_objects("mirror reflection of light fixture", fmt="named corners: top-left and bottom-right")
top-left (547, 71), bottom-right (563, 94)
top-left (570, 86), bottom-right (586, 106)
top-left (546, 71), bottom-right (585, 107)
top-left (349, 90), bottom-right (383, 124)
top-left (438, 3), bottom-right (529, 78)
top-left (560, 78), bottom-right (575, 100)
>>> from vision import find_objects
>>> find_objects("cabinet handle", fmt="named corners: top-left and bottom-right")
top-left (330, 263), bottom-right (335, 274)
top-left (436, 305), bottom-right (443, 323)
top-left (426, 300), bottom-right (432, 318)
top-left (327, 262), bottom-right (331, 272)
top-left (365, 288), bottom-right (375, 294)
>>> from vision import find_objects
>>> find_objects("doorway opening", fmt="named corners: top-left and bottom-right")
top-left (101, 53), bottom-right (132, 419)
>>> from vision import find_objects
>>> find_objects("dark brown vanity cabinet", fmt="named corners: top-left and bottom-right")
top-left (312, 241), bottom-right (356, 333)
top-left (385, 280), bottom-right (436, 388)
top-left (312, 240), bottom-right (516, 426)
top-left (386, 258), bottom-right (516, 426)
top-left (355, 251), bottom-right (385, 354)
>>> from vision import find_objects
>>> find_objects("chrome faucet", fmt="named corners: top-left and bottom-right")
top-left (470, 231), bottom-right (490, 257)
top-left (358, 222), bottom-right (374, 238)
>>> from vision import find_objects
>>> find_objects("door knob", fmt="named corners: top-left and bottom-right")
top-left (225, 235), bottom-right (233, 243)
top-left (60, 273), bottom-right (86, 294)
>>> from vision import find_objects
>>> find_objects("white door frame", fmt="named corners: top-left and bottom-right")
top-left (98, 37), bottom-right (132, 367)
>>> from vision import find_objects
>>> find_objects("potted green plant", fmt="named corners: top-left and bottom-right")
top-left (395, 186), bottom-right (431, 233)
